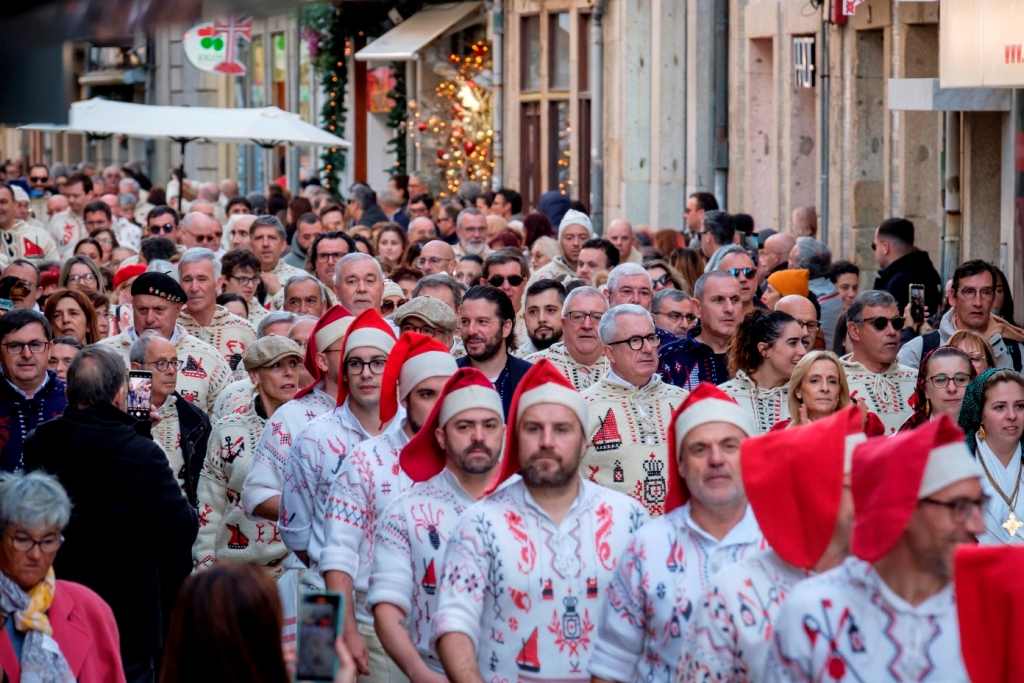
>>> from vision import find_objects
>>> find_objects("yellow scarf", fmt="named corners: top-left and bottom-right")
top-left (13, 567), bottom-right (56, 636)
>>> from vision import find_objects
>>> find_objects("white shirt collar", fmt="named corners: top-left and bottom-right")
top-left (5, 372), bottom-right (49, 399)
top-left (604, 367), bottom-right (654, 391)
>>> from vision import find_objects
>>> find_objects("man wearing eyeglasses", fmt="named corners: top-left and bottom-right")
top-left (766, 416), bottom-right (984, 683)
top-left (179, 211), bottom-right (224, 254)
top-left (282, 310), bottom-right (404, 674)
top-left (898, 259), bottom-right (1024, 373)
top-left (395, 295), bottom-right (458, 352)
top-left (130, 331), bottom-right (210, 504)
top-left (0, 183), bottom-right (58, 263)
top-left (451, 206), bottom-right (493, 259)
top-left (651, 289), bottom-right (696, 336)
top-left (220, 247), bottom-right (268, 326)
top-left (525, 285), bottom-right (610, 390)
top-left (580, 303), bottom-right (687, 516)
top-left (841, 290), bottom-right (917, 434)
top-left (26, 163), bottom-right (52, 222)
top-left (717, 245), bottom-right (763, 317)
top-left (46, 172), bottom-right (93, 258)
top-left (306, 230), bottom-right (353, 291)
top-left (100, 271), bottom-right (232, 416)
top-left (0, 309), bottom-right (67, 472)
top-left (417, 240), bottom-right (457, 276)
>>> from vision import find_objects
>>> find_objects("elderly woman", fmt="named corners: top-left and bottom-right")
top-left (192, 336), bottom-right (303, 575)
top-left (0, 471), bottom-right (124, 683)
top-left (959, 369), bottom-right (1024, 545)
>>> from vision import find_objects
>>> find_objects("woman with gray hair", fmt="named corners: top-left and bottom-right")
top-left (0, 470), bottom-right (125, 682)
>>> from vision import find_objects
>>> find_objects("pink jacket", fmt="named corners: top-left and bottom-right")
top-left (0, 579), bottom-right (125, 683)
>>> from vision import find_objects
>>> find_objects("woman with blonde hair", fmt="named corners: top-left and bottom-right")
top-left (529, 236), bottom-right (559, 272)
top-left (58, 255), bottom-right (105, 294)
top-left (948, 329), bottom-right (997, 376)
top-left (771, 350), bottom-right (886, 434)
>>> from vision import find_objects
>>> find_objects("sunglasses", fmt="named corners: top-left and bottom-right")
top-left (29, 176), bottom-right (49, 183)
top-left (380, 298), bottom-right (408, 314)
top-left (488, 275), bottom-right (524, 287)
top-left (651, 273), bottom-right (673, 287)
top-left (727, 267), bottom-right (757, 280)
top-left (860, 315), bottom-right (906, 331)
top-left (149, 223), bottom-right (175, 235)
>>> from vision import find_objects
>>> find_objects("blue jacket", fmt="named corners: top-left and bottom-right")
top-left (0, 369), bottom-right (67, 472)
top-left (657, 326), bottom-right (730, 392)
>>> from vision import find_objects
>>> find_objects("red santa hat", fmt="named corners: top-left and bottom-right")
top-left (335, 308), bottom-right (397, 407)
top-left (851, 412), bottom-right (982, 564)
top-left (664, 383), bottom-right (756, 513)
top-left (294, 304), bottom-right (353, 399)
top-left (955, 545), bottom-right (1024, 683)
top-left (741, 405), bottom-right (865, 570)
top-left (400, 367), bottom-right (504, 482)
top-left (483, 359), bottom-right (587, 495)
top-left (379, 332), bottom-right (459, 426)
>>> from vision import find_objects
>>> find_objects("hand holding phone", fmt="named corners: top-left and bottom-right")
top-left (297, 591), bottom-right (344, 682)
top-left (127, 370), bottom-right (153, 421)
top-left (909, 284), bottom-right (925, 324)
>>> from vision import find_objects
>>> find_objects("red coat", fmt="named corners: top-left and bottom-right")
top-left (0, 579), bottom-right (125, 683)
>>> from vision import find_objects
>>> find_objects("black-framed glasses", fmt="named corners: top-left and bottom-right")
top-left (927, 373), bottom-right (972, 389)
top-left (608, 333), bottom-right (660, 351)
top-left (860, 315), bottom-right (905, 331)
top-left (68, 273), bottom-right (96, 284)
top-left (8, 532), bottom-right (64, 553)
top-left (149, 223), bottom-right (175, 235)
top-left (316, 251), bottom-right (346, 264)
top-left (797, 320), bottom-right (821, 333)
top-left (726, 267), bottom-right (756, 280)
top-left (401, 324), bottom-right (441, 338)
top-left (2, 340), bottom-right (49, 355)
top-left (146, 359), bottom-right (182, 372)
top-left (920, 495), bottom-right (989, 523)
top-left (488, 274), bottom-right (524, 288)
top-left (230, 274), bottom-right (262, 287)
top-left (566, 311), bottom-right (603, 325)
top-left (345, 358), bottom-right (387, 375)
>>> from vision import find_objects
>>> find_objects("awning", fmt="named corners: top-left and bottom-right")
top-left (355, 2), bottom-right (483, 62)
top-left (61, 98), bottom-right (349, 148)
top-left (886, 78), bottom-right (1011, 112)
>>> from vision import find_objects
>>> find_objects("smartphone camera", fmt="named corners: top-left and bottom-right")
top-left (127, 370), bottom-right (153, 421)
top-left (910, 284), bottom-right (925, 325)
top-left (297, 592), bottom-right (343, 682)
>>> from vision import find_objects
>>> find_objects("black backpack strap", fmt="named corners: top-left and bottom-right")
top-left (921, 330), bottom-right (942, 357)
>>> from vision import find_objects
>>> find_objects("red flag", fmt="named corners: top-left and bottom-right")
top-left (22, 238), bottom-right (43, 258)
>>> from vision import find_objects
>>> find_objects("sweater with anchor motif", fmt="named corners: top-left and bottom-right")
top-left (580, 372), bottom-right (688, 517)
top-left (178, 305), bottom-right (257, 378)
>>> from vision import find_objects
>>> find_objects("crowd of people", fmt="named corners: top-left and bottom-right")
top-left (0, 159), bottom-right (1019, 683)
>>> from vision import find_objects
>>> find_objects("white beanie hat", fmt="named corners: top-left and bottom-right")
top-left (557, 209), bottom-right (594, 239)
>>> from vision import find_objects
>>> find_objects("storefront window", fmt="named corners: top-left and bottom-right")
top-left (522, 16), bottom-right (541, 92)
top-left (549, 13), bottom-right (570, 91)
top-left (272, 32), bottom-right (287, 109)
top-left (550, 100), bottom-right (571, 193)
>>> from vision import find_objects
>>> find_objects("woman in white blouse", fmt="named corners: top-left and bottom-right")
top-left (959, 368), bottom-right (1024, 545)
top-left (718, 309), bottom-right (808, 433)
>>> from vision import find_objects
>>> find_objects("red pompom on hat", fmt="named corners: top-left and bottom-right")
top-left (379, 332), bottom-right (459, 427)
top-left (851, 412), bottom-right (981, 564)
top-left (955, 545), bottom-right (1024, 683)
top-left (483, 359), bottom-right (587, 496)
top-left (294, 304), bottom-right (353, 399)
top-left (335, 308), bottom-right (397, 407)
top-left (400, 367), bottom-right (504, 483)
top-left (664, 383), bottom-right (756, 514)
top-left (742, 405), bottom-right (865, 570)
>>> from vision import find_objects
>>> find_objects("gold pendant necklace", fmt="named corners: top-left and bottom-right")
top-left (977, 446), bottom-right (1024, 537)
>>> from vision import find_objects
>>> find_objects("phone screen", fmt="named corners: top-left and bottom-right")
top-left (297, 592), bottom-right (343, 682)
top-left (910, 284), bottom-right (925, 324)
top-left (127, 370), bottom-right (153, 420)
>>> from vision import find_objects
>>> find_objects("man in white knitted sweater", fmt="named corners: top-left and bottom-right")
top-left (841, 290), bottom-right (916, 434)
top-left (527, 286), bottom-right (609, 390)
top-left (581, 304), bottom-right (688, 517)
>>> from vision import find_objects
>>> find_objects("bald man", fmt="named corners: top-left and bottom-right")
top-left (775, 294), bottom-right (825, 350)
top-left (757, 232), bottom-right (796, 294)
top-left (605, 219), bottom-right (643, 265)
top-left (417, 240), bottom-right (456, 276)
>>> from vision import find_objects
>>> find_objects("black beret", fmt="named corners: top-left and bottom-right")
top-left (130, 271), bottom-right (188, 304)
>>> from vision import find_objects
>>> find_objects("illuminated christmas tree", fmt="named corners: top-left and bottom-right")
top-left (408, 40), bottom-right (493, 197)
